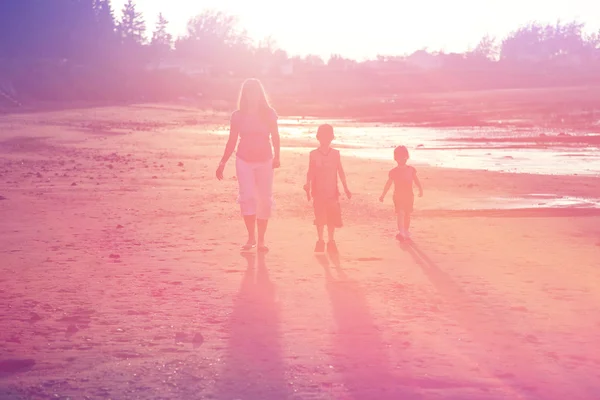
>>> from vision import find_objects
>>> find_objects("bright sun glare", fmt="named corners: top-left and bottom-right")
top-left (112, 0), bottom-right (600, 60)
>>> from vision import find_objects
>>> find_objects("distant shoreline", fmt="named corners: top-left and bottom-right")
top-left (3, 85), bottom-right (600, 133)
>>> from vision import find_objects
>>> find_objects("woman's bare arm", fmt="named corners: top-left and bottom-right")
top-left (304, 153), bottom-right (314, 200)
top-left (220, 118), bottom-right (239, 165)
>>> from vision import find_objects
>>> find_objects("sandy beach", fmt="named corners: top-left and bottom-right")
top-left (1, 104), bottom-right (600, 399)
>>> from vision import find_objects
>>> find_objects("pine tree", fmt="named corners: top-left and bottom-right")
top-left (117, 0), bottom-right (146, 45)
top-left (92, 0), bottom-right (117, 62)
top-left (94, 0), bottom-right (116, 37)
top-left (151, 13), bottom-right (172, 47)
top-left (68, 0), bottom-right (100, 61)
top-left (150, 13), bottom-right (172, 62)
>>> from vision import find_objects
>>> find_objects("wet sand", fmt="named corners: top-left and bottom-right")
top-left (1, 105), bottom-right (600, 399)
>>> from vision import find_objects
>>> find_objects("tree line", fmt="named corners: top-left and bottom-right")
top-left (1, 0), bottom-right (599, 106)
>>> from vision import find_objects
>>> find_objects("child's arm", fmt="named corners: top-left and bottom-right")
top-left (379, 177), bottom-right (393, 202)
top-left (413, 168), bottom-right (423, 197)
top-left (337, 155), bottom-right (351, 199)
top-left (303, 153), bottom-right (314, 200)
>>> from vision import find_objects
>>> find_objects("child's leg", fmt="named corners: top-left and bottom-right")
top-left (314, 224), bottom-right (326, 252)
top-left (326, 225), bottom-right (338, 253)
top-left (404, 195), bottom-right (415, 237)
top-left (327, 225), bottom-right (335, 242)
top-left (314, 198), bottom-right (327, 242)
top-left (396, 212), bottom-right (405, 234)
top-left (316, 224), bottom-right (325, 241)
top-left (327, 200), bottom-right (341, 243)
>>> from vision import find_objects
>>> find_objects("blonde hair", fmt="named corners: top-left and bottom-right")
top-left (237, 78), bottom-right (271, 116)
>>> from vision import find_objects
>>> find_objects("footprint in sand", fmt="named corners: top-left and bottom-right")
top-left (6, 335), bottom-right (21, 344)
top-left (0, 359), bottom-right (36, 377)
top-left (357, 257), bottom-right (383, 262)
top-left (525, 334), bottom-right (539, 344)
top-left (173, 332), bottom-right (204, 348)
top-left (66, 324), bottom-right (79, 337)
top-left (126, 310), bottom-right (149, 316)
top-left (192, 333), bottom-right (204, 348)
top-left (510, 306), bottom-right (529, 312)
top-left (29, 313), bottom-right (43, 323)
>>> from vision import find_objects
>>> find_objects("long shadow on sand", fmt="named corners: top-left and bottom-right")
top-left (0, 359), bottom-right (35, 379)
top-left (215, 252), bottom-right (288, 399)
top-left (399, 240), bottom-right (597, 400)
top-left (315, 253), bottom-right (420, 399)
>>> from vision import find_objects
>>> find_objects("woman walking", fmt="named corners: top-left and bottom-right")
top-left (216, 79), bottom-right (280, 252)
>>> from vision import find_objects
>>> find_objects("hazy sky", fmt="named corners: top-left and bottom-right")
top-left (112, 0), bottom-right (600, 60)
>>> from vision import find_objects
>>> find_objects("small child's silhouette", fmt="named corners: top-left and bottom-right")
top-left (304, 124), bottom-right (351, 253)
top-left (380, 146), bottom-right (423, 241)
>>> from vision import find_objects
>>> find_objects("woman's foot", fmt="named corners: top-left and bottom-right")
top-left (241, 239), bottom-right (256, 252)
top-left (257, 245), bottom-right (269, 253)
top-left (396, 232), bottom-right (405, 241)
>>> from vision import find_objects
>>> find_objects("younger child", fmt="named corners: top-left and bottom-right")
top-left (379, 145), bottom-right (423, 241)
top-left (304, 124), bottom-right (352, 253)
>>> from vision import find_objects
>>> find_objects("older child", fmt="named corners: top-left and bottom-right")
top-left (304, 124), bottom-right (351, 253)
top-left (380, 145), bottom-right (423, 241)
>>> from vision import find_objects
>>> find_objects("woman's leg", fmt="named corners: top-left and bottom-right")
top-left (243, 215), bottom-right (256, 244)
top-left (255, 159), bottom-right (274, 247)
top-left (257, 219), bottom-right (268, 247)
top-left (236, 157), bottom-right (257, 245)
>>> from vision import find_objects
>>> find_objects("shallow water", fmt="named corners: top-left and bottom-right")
top-left (211, 118), bottom-right (600, 176)
top-left (276, 118), bottom-right (600, 176)
top-left (439, 193), bottom-right (600, 211)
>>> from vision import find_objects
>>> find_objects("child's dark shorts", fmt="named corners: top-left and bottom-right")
top-left (313, 197), bottom-right (342, 227)
top-left (393, 193), bottom-right (414, 214)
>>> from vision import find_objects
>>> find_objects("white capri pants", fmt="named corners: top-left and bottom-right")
top-left (235, 156), bottom-right (274, 220)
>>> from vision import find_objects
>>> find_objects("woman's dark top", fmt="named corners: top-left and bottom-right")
top-left (231, 108), bottom-right (278, 163)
